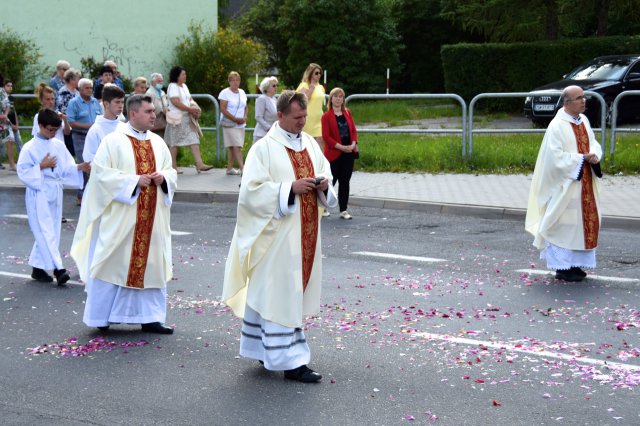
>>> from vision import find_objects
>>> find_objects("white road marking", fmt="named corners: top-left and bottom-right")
top-left (0, 271), bottom-right (83, 286)
top-left (415, 332), bottom-right (640, 372)
top-left (518, 268), bottom-right (639, 283)
top-left (353, 251), bottom-right (447, 263)
top-left (3, 213), bottom-right (75, 222)
top-left (171, 230), bottom-right (192, 236)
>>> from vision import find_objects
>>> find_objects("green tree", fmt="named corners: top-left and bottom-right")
top-left (238, 0), bottom-right (400, 94)
top-left (173, 22), bottom-right (268, 96)
top-left (0, 27), bottom-right (43, 89)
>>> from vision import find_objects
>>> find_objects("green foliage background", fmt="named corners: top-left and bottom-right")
top-left (0, 27), bottom-right (43, 89)
top-left (173, 23), bottom-right (267, 96)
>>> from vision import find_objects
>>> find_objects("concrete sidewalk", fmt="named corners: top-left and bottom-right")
top-left (0, 168), bottom-right (637, 228)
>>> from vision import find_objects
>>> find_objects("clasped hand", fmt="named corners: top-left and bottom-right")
top-left (584, 153), bottom-right (599, 165)
top-left (138, 172), bottom-right (164, 188)
top-left (292, 177), bottom-right (328, 194)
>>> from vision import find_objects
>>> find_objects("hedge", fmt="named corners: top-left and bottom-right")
top-left (441, 35), bottom-right (640, 110)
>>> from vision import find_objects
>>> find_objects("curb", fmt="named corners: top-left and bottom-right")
top-left (2, 185), bottom-right (638, 230)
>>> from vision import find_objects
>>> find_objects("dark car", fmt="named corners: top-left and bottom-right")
top-left (524, 55), bottom-right (640, 126)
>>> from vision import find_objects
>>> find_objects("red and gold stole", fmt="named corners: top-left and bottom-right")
top-left (126, 135), bottom-right (157, 288)
top-left (570, 123), bottom-right (599, 249)
top-left (285, 146), bottom-right (318, 291)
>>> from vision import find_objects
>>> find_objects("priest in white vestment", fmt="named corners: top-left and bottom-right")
top-left (71, 95), bottom-right (177, 334)
top-left (17, 108), bottom-right (90, 285)
top-left (83, 85), bottom-right (125, 164)
top-left (526, 86), bottom-right (602, 282)
top-left (223, 91), bottom-right (337, 383)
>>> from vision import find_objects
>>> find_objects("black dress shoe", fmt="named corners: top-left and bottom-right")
top-left (54, 269), bottom-right (70, 286)
top-left (31, 267), bottom-right (53, 283)
top-left (141, 322), bottom-right (174, 334)
top-left (555, 269), bottom-right (584, 282)
top-left (97, 325), bottom-right (110, 331)
top-left (570, 267), bottom-right (588, 278)
top-left (284, 365), bottom-right (322, 383)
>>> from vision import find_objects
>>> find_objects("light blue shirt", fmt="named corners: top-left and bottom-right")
top-left (67, 95), bottom-right (102, 128)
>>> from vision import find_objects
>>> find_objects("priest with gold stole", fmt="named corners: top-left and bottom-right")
top-left (526, 85), bottom-right (603, 282)
top-left (223, 91), bottom-right (337, 383)
top-left (71, 95), bottom-right (177, 334)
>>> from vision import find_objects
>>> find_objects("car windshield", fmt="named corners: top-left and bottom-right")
top-left (565, 58), bottom-right (634, 81)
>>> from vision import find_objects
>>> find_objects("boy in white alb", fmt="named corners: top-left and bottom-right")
top-left (83, 85), bottom-right (125, 164)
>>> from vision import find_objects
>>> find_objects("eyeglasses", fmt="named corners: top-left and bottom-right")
top-left (44, 126), bottom-right (60, 132)
top-left (567, 95), bottom-right (586, 102)
top-left (314, 71), bottom-right (321, 75)
top-left (272, 84), bottom-right (278, 88)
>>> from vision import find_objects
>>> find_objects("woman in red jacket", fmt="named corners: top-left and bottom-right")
top-left (321, 87), bottom-right (358, 219)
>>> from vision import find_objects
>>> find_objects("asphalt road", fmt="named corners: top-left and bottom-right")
top-left (1, 192), bottom-right (639, 425)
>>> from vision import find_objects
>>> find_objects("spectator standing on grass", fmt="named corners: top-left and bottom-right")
top-left (253, 76), bottom-right (278, 144)
top-left (164, 66), bottom-right (212, 174)
top-left (525, 85), bottom-right (603, 283)
top-left (146, 73), bottom-right (168, 139)
top-left (56, 68), bottom-right (82, 157)
top-left (0, 74), bottom-right (16, 171)
top-left (49, 60), bottom-right (70, 98)
top-left (296, 63), bottom-right (325, 151)
top-left (219, 71), bottom-right (247, 175)
top-left (67, 78), bottom-right (101, 204)
top-left (321, 87), bottom-right (358, 220)
top-left (17, 108), bottom-right (90, 286)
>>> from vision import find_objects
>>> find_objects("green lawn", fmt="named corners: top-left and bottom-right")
top-left (10, 99), bottom-right (640, 174)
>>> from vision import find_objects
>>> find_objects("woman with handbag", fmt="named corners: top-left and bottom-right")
top-left (218, 71), bottom-right (247, 175)
top-left (164, 66), bottom-right (212, 174)
top-left (321, 87), bottom-right (359, 220)
top-left (146, 72), bottom-right (168, 138)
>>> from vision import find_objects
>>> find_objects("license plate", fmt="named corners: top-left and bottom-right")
top-left (534, 104), bottom-right (555, 111)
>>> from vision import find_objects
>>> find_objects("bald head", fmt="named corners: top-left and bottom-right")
top-left (561, 85), bottom-right (586, 117)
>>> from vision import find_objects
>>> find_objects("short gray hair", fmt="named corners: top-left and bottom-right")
top-left (259, 76), bottom-right (278, 94)
top-left (150, 73), bottom-right (163, 83)
top-left (104, 60), bottom-right (117, 70)
top-left (78, 78), bottom-right (93, 89)
top-left (63, 68), bottom-right (81, 83)
top-left (56, 60), bottom-right (70, 70)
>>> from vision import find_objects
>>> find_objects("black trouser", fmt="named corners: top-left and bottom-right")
top-left (330, 153), bottom-right (355, 212)
top-left (63, 133), bottom-right (75, 157)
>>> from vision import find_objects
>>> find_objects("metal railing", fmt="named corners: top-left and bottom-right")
top-left (345, 94), bottom-right (468, 157)
top-left (191, 94), bottom-right (221, 160)
top-left (468, 91), bottom-right (607, 157)
top-left (609, 90), bottom-right (640, 155)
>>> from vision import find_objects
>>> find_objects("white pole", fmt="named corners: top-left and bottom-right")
top-left (386, 68), bottom-right (390, 95)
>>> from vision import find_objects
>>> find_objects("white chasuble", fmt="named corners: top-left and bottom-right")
top-left (223, 123), bottom-right (337, 329)
top-left (71, 123), bottom-right (177, 289)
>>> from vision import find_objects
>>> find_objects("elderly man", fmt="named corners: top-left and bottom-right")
top-left (526, 85), bottom-right (603, 282)
top-left (49, 60), bottom-right (70, 98)
top-left (223, 90), bottom-right (337, 383)
top-left (67, 78), bottom-right (101, 203)
top-left (71, 95), bottom-right (177, 334)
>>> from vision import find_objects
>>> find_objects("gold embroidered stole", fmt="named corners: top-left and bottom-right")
top-left (126, 135), bottom-right (158, 288)
top-left (285, 147), bottom-right (318, 291)
top-left (570, 123), bottom-right (599, 249)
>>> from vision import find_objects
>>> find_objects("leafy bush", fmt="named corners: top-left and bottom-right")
top-left (173, 22), bottom-right (267, 97)
top-left (0, 27), bottom-right (43, 89)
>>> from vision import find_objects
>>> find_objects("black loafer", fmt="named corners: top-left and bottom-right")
top-left (54, 269), bottom-right (70, 286)
top-left (284, 365), bottom-right (322, 383)
top-left (31, 267), bottom-right (53, 283)
top-left (141, 322), bottom-right (174, 334)
top-left (555, 269), bottom-right (584, 282)
top-left (570, 267), bottom-right (587, 278)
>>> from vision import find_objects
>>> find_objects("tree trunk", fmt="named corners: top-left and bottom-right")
top-left (543, 0), bottom-right (559, 39)
top-left (596, 0), bottom-right (610, 36)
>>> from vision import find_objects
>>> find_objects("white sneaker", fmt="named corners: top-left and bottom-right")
top-left (322, 210), bottom-right (331, 217)
top-left (340, 211), bottom-right (352, 220)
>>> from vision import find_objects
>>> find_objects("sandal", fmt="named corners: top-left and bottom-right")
top-left (226, 168), bottom-right (241, 175)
